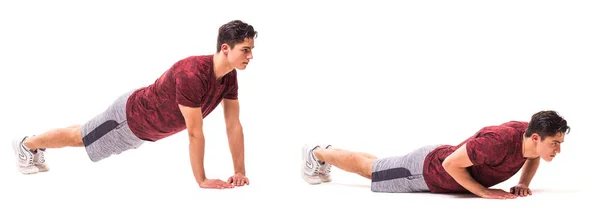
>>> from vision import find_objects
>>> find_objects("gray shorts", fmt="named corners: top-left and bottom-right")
top-left (371, 144), bottom-right (440, 193)
top-left (81, 90), bottom-right (144, 162)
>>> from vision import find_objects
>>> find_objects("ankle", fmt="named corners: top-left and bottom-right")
top-left (22, 139), bottom-right (38, 151)
top-left (313, 147), bottom-right (325, 162)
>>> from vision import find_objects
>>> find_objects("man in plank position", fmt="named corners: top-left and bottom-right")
top-left (12, 20), bottom-right (257, 190)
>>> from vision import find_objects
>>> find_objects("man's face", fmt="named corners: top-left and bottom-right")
top-left (224, 38), bottom-right (254, 70)
top-left (535, 132), bottom-right (565, 162)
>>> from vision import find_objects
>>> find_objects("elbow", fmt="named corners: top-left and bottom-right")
top-left (442, 159), bottom-right (454, 172)
top-left (226, 121), bottom-right (242, 132)
top-left (188, 131), bottom-right (205, 141)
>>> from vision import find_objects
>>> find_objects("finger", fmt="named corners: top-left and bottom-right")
top-left (528, 189), bottom-right (532, 195)
top-left (244, 178), bottom-right (249, 185)
top-left (508, 191), bottom-right (517, 198)
top-left (216, 180), bottom-right (231, 188)
top-left (227, 177), bottom-right (233, 184)
top-left (235, 179), bottom-right (242, 186)
top-left (510, 187), bottom-right (515, 194)
top-left (223, 181), bottom-right (234, 188)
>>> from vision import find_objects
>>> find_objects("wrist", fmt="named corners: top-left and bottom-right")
top-left (475, 187), bottom-right (489, 197)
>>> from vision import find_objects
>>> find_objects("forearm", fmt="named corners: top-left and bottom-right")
top-left (518, 157), bottom-right (540, 186)
top-left (226, 124), bottom-right (245, 174)
top-left (189, 135), bottom-right (207, 184)
top-left (445, 166), bottom-right (488, 196)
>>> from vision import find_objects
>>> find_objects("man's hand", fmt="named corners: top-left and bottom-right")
top-left (480, 188), bottom-right (518, 199)
top-left (199, 179), bottom-right (234, 189)
top-left (227, 173), bottom-right (249, 187)
top-left (510, 183), bottom-right (532, 197)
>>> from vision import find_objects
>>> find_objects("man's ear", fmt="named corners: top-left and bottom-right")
top-left (221, 44), bottom-right (232, 55)
top-left (531, 133), bottom-right (540, 143)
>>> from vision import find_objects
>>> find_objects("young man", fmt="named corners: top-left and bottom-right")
top-left (11, 20), bottom-right (257, 190)
top-left (301, 110), bottom-right (570, 199)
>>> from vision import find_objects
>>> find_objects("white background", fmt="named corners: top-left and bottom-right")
top-left (1, 0), bottom-right (598, 222)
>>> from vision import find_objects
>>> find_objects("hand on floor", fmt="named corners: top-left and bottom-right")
top-left (199, 179), bottom-right (234, 189)
top-left (480, 188), bottom-right (518, 199)
top-left (510, 184), bottom-right (532, 197)
top-left (228, 173), bottom-right (249, 187)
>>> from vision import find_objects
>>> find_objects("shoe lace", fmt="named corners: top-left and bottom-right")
top-left (27, 151), bottom-right (34, 166)
top-left (309, 149), bottom-right (321, 176)
top-left (37, 150), bottom-right (45, 163)
top-left (321, 163), bottom-right (331, 174)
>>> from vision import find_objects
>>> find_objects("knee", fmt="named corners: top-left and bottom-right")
top-left (360, 160), bottom-right (374, 179)
top-left (67, 127), bottom-right (84, 146)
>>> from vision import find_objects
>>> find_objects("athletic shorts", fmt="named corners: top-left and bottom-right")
top-left (371, 144), bottom-right (440, 193)
top-left (80, 89), bottom-right (144, 162)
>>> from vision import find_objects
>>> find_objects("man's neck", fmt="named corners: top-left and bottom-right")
top-left (213, 53), bottom-right (234, 80)
top-left (522, 135), bottom-right (538, 159)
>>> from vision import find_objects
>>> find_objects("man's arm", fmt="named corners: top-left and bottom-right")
top-left (179, 104), bottom-right (232, 189)
top-left (179, 104), bottom-right (207, 185)
top-left (442, 144), bottom-right (488, 196)
top-left (518, 157), bottom-right (540, 187)
top-left (442, 144), bottom-right (517, 199)
top-left (222, 99), bottom-right (245, 175)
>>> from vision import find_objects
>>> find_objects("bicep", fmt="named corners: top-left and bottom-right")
top-left (224, 71), bottom-right (238, 100)
top-left (178, 104), bottom-right (203, 137)
top-left (443, 144), bottom-right (474, 169)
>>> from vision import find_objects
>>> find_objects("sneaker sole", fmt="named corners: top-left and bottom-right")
top-left (301, 168), bottom-right (321, 184)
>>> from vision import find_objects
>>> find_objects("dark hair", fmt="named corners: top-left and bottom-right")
top-left (525, 110), bottom-right (570, 140)
top-left (216, 20), bottom-right (257, 52)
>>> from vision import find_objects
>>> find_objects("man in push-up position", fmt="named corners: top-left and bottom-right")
top-left (12, 20), bottom-right (257, 190)
top-left (301, 110), bottom-right (570, 199)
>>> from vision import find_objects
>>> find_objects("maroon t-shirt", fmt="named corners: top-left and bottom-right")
top-left (423, 121), bottom-right (528, 193)
top-left (125, 55), bottom-right (238, 142)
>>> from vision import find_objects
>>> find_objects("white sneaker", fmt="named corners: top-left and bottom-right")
top-left (34, 148), bottom-right (49, 172)
top-left (318, 144), bottom-right (332, 182)
top-left (301, 144), bottom-right (322, 184)
top-left (12, 136), bottom-right (39, 174)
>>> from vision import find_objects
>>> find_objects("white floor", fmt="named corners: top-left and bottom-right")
top-left (1, 0), bottom-right (598, 222)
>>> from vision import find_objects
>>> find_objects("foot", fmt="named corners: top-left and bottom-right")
top-left (12, 136), bottom-right (39, 174)
top-left (318, 145), bottom-right (332, 182)
top-left (34, 148), bottom-right (49, 172)
top-left (301, 144), bottom-right (322, 184)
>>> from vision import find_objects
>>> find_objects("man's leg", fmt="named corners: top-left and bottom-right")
top-left (302, 144), bottom-right (439, 193)
top-left (313, 146), bottom-right (376, 179)
top-left (23, 125), bottom-right (84, 150)
top-left (12, 89), bottom-right (144, 174)
top-left (301, 144), bottom-right (376, 185)
top-left (328, 148), bottom-right (377, 159)
top-left (11, 125), bottom-right (83, 174)
top-left (316, 146), bottom-right (377, 182)
top-left (26, 125), bottom-right (84, 172)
